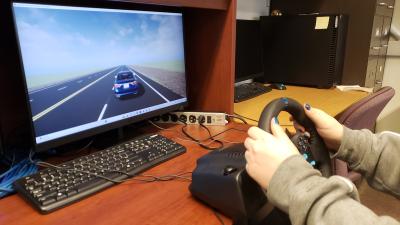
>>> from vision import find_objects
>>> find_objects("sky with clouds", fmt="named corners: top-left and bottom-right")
top-left (13, 4), bottom-right (185, 81)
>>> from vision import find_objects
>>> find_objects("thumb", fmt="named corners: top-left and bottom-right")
top-left (303, 104), bottom-right (330, 127)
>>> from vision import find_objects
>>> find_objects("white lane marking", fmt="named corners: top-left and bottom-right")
top-left (28, 68), bottom-right (115, 94)
top-left (128, 66), bottom-right (170, 103)
top-left (57, 86), bottom-right (67, 91)
top-left (32, 66), bottom-right (121, 122)
top-left (29, 83), bottom-right (65, 94)
top-left (98, 104), bottom-right (108, 121)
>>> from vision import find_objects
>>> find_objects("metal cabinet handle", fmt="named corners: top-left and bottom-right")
top-left (382, 44), bottom-right (388, 47)
top-left (387, 5), bottom-right (394, 9)
top-left (378, 2), bottom-right (388, 6)
top-left (375, 80), bottom-right (382, 85)
top-left (372, 46), bottom-right (382, 50)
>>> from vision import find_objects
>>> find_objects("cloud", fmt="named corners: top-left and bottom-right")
top-left (15, 8), bottom-right (185, 82)
top-left (72, 33), bottom-right (92, 46)
top-left (118, 26), bottom-right (133, 37)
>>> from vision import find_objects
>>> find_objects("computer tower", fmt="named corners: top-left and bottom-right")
top-left (235, 19), bottom-right (264, 83)
top-left (259, 14), bottom-right (348, 88)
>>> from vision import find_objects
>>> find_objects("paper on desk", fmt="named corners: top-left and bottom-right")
top-left (336, 85), bottom-right (373, 93)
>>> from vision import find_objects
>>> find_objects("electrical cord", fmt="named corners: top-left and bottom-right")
top-left (180, 120), bottom-right (224, 151)
top-left (54, 138), bottom-right (95, 157)
top-left (226, 114), bottom-right (248, 124)
top-left (148, 120), bottom-right (217, 145)
top-left (28, 149), bottom-right (191, 185)
top-left (212, 208), bottom-right (226, 225)
top-left (233, 112), bottom-right (259, 123)
top-left (147, 120), bottom-right (175, 131)
top-left (233, 112), bottom-right (294, 127)
top-left (148, 119), bottom-right (247, 146)
top-left (0, 158), bottom-right (38, 198)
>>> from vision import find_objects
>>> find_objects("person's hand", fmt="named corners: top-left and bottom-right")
top-left (244, 119), bottom-right (300, 189)
top-left (296, 104), bottom-right (344, 151)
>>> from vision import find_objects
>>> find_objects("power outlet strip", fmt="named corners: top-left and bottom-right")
top-left (153, 111), bottom-right (227, 126)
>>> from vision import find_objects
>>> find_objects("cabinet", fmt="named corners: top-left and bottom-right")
top-left (368, 2), bottom-right (394, 90)
top-left (269, 0), bottom-right (395, 91)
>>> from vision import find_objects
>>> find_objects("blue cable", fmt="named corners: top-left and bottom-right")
top-left (0, 158), bottom-right (38, 198)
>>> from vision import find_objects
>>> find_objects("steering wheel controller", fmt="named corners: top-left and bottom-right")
top-left (258, 97), bottom-right (332, 177)
top-left (190, 97), bottom-right (332, 225)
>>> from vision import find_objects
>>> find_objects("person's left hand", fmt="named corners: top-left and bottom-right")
top-left (244, 118), bottom-right (300, 189)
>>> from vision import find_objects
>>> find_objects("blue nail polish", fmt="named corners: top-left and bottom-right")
top-left (305, 103), bottom-right (311, 111)
top-left (274, 117), bottom-right (279, 124)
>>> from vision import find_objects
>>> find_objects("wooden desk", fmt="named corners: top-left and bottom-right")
top-left (234, 85), bottom-right (369, 126)
top-left (0, 123), bottom-right (250, 225)
top-left (0, 87), bottom-right (368, 224)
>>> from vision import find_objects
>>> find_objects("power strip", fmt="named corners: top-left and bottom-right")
top-left (153, 111), bottom-right (227, 126)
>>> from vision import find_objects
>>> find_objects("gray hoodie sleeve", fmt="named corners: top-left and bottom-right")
top-left (265, 126), bottom-right (400, 225)
top-left (334, 127), bottom-right (400, 197)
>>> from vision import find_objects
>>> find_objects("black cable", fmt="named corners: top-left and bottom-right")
top-left (226, 114), bottom-right (248, 124)
top-left (180, 120), bottom-right (224, 151)
top-left (200, 127), bottom-right (247, 142)
top-left (54, 138), bottom-right (95, 157)
top-left (199, 123), bottom-right (224, 148)
top-left (212, 209), bottom-right (226, 225)
top-left (233, 113), bottom-right (293, 127)
top-left (148, 118), bottom-right (246, 142)
top-left (30, 149), bottom-right (192, 185)
top-left (233, 112), bottom-right (259, 123)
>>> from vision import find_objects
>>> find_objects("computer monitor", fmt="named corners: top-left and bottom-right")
top-left (235, 19), bottom-right (263, 83)
top-left (12, 2), bottom-right (188, 152)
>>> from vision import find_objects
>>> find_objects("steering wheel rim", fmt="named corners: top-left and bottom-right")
top-left (258, 97), bottom-right (332, 177)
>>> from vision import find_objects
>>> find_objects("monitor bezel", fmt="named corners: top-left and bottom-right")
top-left (11, 0), bottom-right (188, 152)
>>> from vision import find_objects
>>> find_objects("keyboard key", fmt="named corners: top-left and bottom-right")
top-left (13, 134), bottom-right (186, 214)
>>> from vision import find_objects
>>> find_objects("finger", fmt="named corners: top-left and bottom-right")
top-left (244, 150), bottom-right (252, 163)
top-left (270, 118), bottom-right (291, 141)
top-left (244, 137), bottom-right (256, 152)
top-left (293, 120), bottom-right (306, 132)
top-left (247, 126), bottom-right (269, 140)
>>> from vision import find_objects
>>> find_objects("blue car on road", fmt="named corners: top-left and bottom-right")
top-left (113, 71), bottom-right (140, 98)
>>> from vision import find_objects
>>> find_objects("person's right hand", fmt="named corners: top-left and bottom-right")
top-left (299, 104), bottom-right (344, 152)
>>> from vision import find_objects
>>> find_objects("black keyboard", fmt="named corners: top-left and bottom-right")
top-left (13, 134), bottom-right (186, 214)
top-left (234, 82), bottom-right (272, 103)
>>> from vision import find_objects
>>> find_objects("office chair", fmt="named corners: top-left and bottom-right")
top-left (333, 86), bottom-right (395, 183)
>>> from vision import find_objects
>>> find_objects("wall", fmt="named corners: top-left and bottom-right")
top-left (376, 0), bottom-right (400, 133)
top-left (237, 0), bottom-right (270, 19)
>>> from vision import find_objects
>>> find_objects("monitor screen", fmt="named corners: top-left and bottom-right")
top-left (235, 19), bottom-right (263, 83)
top-left (12, 2), bottom-right (187, 151)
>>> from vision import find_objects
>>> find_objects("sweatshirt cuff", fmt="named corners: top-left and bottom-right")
top-left (266, 155), bottom-right (322, 212)
top-left (266, 154), bottom-right (360, 225)
top-left (333, 127), bottom-right (376, 171)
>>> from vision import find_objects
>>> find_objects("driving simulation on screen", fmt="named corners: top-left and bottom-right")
top-left (13, 3), bottom-right (187, 145)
